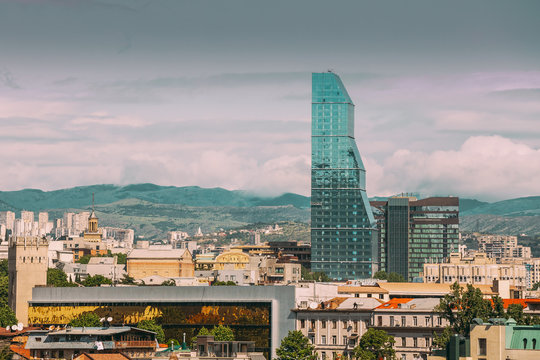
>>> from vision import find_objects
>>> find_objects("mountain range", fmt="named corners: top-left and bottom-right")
top-left (1, 184), bottom-right (539, 239)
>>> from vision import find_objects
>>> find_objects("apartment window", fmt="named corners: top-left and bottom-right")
top-left (311, 320), bottom-right (316, 329)
top-left (425, 337), bottom-right (430, 347)
top-left (343, 335), bottom-right (348, 345)
top-left (413, 337), bottom-right (417, 347)
top-left (332, 320), bottom-right (337, 329)
top-left (413, 316), bottom-right (418, 326)
top-left (300, 319), bottom-right (305, 329)
top-left (322, 320), bottom-right (327, 329)
top-left (377, 316), bottom-right (382, 326)
top-left (425, 316), bottom-right (430, 326)
top-left (322, 352), bottom-right (326, 360)
top-left (478, 338), bottom-right (486, 356)
top-left (332, 335), bottom-right (337, 345)
top-left (402, 337), bottom-right (406, 347)
top-left (437, 317), bottom-right (442, 326)
top-left (343, 320), bottom-right (348, 329)
top-left (401, 354), bottom-right (406, 360)
top-left (354, 321), bottom-right (358, 332)
top-left (321, 335), bottom-right (327, 345)
top-left (401, 316), bottom-right (406, 327)
top-left (390, 316), bottom-right (394, 327)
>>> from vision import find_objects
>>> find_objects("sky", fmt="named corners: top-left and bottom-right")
top-left (1, 0), bottom-right (540, 202)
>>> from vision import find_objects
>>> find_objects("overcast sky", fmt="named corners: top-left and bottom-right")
top-left (1, 0), bottom-right (540, 201)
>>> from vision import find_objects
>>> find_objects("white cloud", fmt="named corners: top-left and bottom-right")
top-left (366, 135), bottom-right (540, 201)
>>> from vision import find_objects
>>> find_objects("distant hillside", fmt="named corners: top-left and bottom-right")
top-left (461, 196), bottom-right (540, 216)
top-left (459, 199), bottom-right (490, 213)
top-left (0, 184), bottom-right (310, 211)
top-left (460, 214), bottom-right (540, 236)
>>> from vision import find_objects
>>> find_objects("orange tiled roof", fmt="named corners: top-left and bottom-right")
top-left (376, 298), bottom-right (413, 309)
top-left (10, 344), bottom-right (30, 359)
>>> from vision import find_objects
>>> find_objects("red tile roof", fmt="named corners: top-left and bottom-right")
top-left (376, 298), bottom-right (413, 309)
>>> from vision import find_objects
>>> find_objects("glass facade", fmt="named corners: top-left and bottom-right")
top-left (371, 197), bottom-right (459, 280)
top-left (311, 72), bottom-right (378, 280)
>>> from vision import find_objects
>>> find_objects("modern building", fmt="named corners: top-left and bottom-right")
top-left (371, 196), bottom-right (459, 281)
top-left (27, 286), bottom-right (296, 359)
top-left (311, 71), bottom-right (378, 280)
top-left (8, 235), bottom-right (48, 325)
top-left (477, 234), bottom-right (531, 261)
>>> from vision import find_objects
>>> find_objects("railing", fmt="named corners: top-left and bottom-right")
top-left (115, 340), bottom-right (156, 348)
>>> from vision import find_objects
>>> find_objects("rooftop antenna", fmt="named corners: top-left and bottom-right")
top-left (92, 192), bottom-right (95, 212)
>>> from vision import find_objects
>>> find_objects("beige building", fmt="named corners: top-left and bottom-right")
top-left (259, 257), bottom-right (301, 285)
top-left (423, 252), bottom-right (527, 290)
top-left (127, 248), bottom-right (194, 280)
top-left (213, 249), bottom-right (250, 270)
top-left (8, 236), bottom-right (48, 325)
top-left (477, 234), bottom-right (531, 260)
top-left (295, 297), bottom-right (381, 360)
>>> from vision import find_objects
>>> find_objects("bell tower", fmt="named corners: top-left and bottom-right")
top-left (84, 193), bottom-right (102, 242)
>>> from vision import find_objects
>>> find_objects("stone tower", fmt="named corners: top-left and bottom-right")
top-left (8, 236), bottom-right (48, 325)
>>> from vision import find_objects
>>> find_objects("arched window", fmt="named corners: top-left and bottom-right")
top-left (533, 339), bottom-right (537, 349)
top-left (523, 338), bottom-right (528, 349)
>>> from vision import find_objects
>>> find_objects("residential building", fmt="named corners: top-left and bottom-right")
top-left (213, 249), bottom-right (250, 271)
top-left (295, 297), bottom-right (381, 359)
top-left (477, 234), bottom-right (531, 261)
top-left (259, 256), bottom-right (301, 285)
top-left (371, 196), bottom-right (459, 281)
top-left (423, 252), bottom-right (527, 290)
top-left (25, 326), bottom-right (157, 360)
top-left (190, 335), bottom-right (264, 360)
top-left (311, 71), bottom-right (378, 280)
top-left (267, 241), bottom-right (311, 270)
top-left (86, 256), bottom-right (126, 282)
top-left (127, 248), bottom-right (194, 279)
top-left (0, 211), bottom-right (15, 230)
top-left (8, 235), bottom-right (48, 325)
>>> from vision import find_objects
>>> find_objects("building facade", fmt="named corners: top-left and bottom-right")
top-left (371, 196), bottom-right (459, 281)
top-left (311, 71), bottom-right (378, 280)
top-left (127, 248), bottom-right (195, 279)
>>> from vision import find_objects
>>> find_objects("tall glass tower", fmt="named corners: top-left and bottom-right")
top-left (311, 72), bottom-right (378, 280)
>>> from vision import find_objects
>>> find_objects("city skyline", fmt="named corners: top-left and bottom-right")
top-left (1, 1), bottom-right (540, 201)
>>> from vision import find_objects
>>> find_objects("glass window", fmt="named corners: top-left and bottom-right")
top-left (478, 338), bottom-right (487, 355)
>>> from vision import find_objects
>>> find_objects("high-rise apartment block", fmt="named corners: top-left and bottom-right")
top-left (311, 72), bottom-right (378, 280)
top-left (477, 234), bottom-right (531, 261)
top-left (371, 196), bottom-right (459, 281)
top-left (0, 211), bottom-right (15, 231)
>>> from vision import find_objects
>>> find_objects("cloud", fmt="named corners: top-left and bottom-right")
top-left (366, 135), bottom-right (540, 201)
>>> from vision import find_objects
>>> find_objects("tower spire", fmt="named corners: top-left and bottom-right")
top-left (92, 192), bottom-right (95, 213)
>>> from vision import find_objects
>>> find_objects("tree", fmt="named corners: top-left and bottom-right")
top-left (120, 274), bottom-right (137, 285)
top-left (211, 281), bottom-right (237, 286)
top-left (211, 325), bottom-right (234, 341)
top-left (275, 330), bottom-right (317, 360)
top-left (76, 255), bottom-right (92, 264)
top-left (373, 271), bottom-right (387, 280)
top-left (434, 282), bottom-right (494, 347)
top-left (0, 260), bottom-right (8, 277)
top-left (0, 345), bottom-right (13, 360)
top-left (0, 277), bottom-right (8, 307)
top-left (387, 272), bottom-right (406, 282)
top-left (137, 319), bottom-right (165, 343)
top-left (492, 296), bottom-right (506, 318)
top-left (301, 266), bottom-right (332, 282)
top-left (353, 328), bottom-right (396, 360)
top-left (0, 306), bottom-right (17, 327)
top-left (196, 327), bottom-right (211, 336)
top-left (82, 275), bottom-right (112, 287)
top-left (532, 282), bottom-right (540, 291)
top-left (68, 312), bottom-right (101, 327)
top-left (47, 268), bottom-right (77, 287)
top-left (161, 279), bottom-right (176, 286)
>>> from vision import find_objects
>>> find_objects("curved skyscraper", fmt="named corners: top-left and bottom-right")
top-left (311, 72), bottom-right (378, 280)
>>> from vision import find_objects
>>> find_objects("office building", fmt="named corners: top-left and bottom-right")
top-left (371, 196), bottom-right (459, 281)
top-left (311, 71), bottom-right (378, 280)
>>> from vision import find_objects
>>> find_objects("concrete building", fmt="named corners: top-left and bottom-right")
top-left (28, 286), bottom-right (296, 359)
top-left (25, 326), bottom-right (157, 360)
top-left (478, 234), bottom-right (531, 261)
top-left (0, 211), bottom-right (15, 231)
top-left (259, 257), bottom-right (301, 285)
top-left (127, 248), bottom-right (194, 279)
top-left (371, 196), bottom-right (459, 281)
top-left (8, 235), bottom-right (48, 325)
top-left (423, 252), bottom-right (527, 290)
top-left (213, 249), bottom-right (250, 271)
top-left (86, 256), bottom-right (126, 282)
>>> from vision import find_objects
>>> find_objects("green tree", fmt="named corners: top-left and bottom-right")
top-left (137, 319), bottom-right (165, 343)
top-left (0, 260), bottom-right (8, 277)
top-left (76, 255), bottom-right (92, 264)
top-left (120, 274), bottom-right (137, 285)
top-left (114, 253), bottom-right (127, 264)
top-left (0, 306), bottom-right (17, 328)
top-left (197, 327), bottom-right (211, 336)
top-left (275, 330), bottom-right (317, 360)
top-left (82, 275), bottom-right (112, 287)
top-left (212, 281), bottom-right (237, 286)
top-left (0, 277), bottom-right (8, 307)
top-left (373, 271), bottom-right (388, 280)
top-left (434, 282), bottom-right (494, 347)
top-left (68, 312), bottom-right (101, 327)
top-left (387, 272), bottom-right (406, 282)
top-left (301, 266), bottom-right (332, 282)
top-left (161, 279), bottom-right (176, 286)
top-left (532, 282), bottom-right (540, 291)
top-left (211, 325), bottom-right (235, 341)
top-left (0, 345), bottom-right (13, 360)
top-left (353, 328), bottom-right (396, 360)
top-left (492, 296), bottom-right (506, 318)
top-left (47, 268), bottom-right (76, 287)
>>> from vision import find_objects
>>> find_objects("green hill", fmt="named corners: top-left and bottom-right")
top-left (461, 196), bottom-right (540, 216)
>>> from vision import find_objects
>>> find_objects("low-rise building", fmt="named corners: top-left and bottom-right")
top-left (127, 248), bottom-right (194, 280)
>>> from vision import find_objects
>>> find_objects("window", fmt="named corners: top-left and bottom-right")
top-left (533, 338), bottom-right (537, 350)
top-left (322, 352), bottom-right (326, 360)
top-left (321, 335), bottom-right (327, 344)
top-left (413, 337), bottom-right (417, 347)
top-left (300, 319), bottom-right (305, 328)
top-left (478, 338), bottom-right (486, 355)
top-left (390, 316), bottom-right (394, 327)
top-left (343, 320), bottom-right (348, 329)
top-left (332, 320), bottom-right (337, 329)
top-left (413, 316), bottom-right (418, 326)
top-left (343, 335), bottom-right (348, 345)
top-left (425, 316), bottom-right (430, 326)
top-left (401, 316), bottom-right (406, 327)
top-left (437, 317), bottom-right (442, 326)
top-left (311, 320), bottom-right (316, 329)
top-left (402, 337), bottom-right (406, 347)
top-left (425, 337), bottom-right (430, 347)
top-left (523, 338), bottom-right (528, 349)
top-left (377, 316), bottom-right (382, 326)
top-left (332, 335), bottom-right (337, 345)
top-left (322, 320), bottom-right (327, 329)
